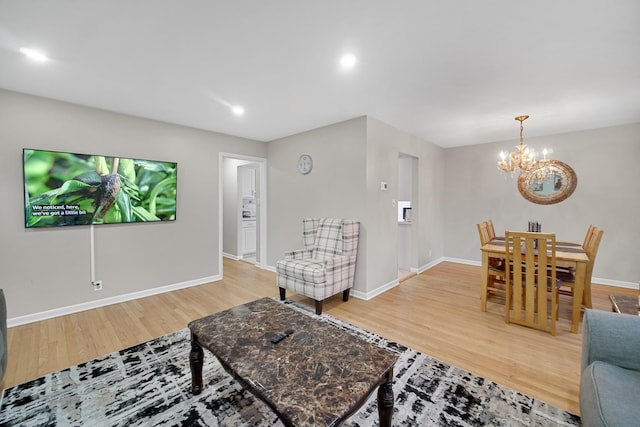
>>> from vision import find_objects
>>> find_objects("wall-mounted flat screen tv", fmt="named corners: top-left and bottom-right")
top-left (23, 148), bottom-right (177, 228)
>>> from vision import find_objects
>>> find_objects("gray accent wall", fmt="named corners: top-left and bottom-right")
top-left (267, 116), bottom-right (446, 297)
top-left (365, 118), bottom-right (446, 291)
top-left (267, 117), bottom-right (369, 292)
top-left (444, 123), bottom-right (640, 285)
top-left (0, 89), bottom-right (266, 320)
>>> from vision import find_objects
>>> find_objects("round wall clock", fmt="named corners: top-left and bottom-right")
top-left (297, 154), bottom-right (313, 175)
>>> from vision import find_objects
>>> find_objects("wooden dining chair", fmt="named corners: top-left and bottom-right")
top-left (556, 225), bottom-right (594, 280)
top-left (477, 222), bottom-right (491, 246)
top-left (505, 231), bottom-right (558, 335)
top-left (486, 219), bottom-right (496, 241)
top-left (583, 224), bottom-right (596, 249)
top-left (478, 221), bottom-right (506, 311)
top-left (558, 227), bottom-right (604, 310)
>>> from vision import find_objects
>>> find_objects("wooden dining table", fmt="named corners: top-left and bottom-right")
top-left (481, 237), bottom-right (590, 333)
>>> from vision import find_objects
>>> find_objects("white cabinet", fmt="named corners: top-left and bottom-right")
top-left (240, 167), bottom-right (256, 197)
top-left (242, 220), bottom-right (256, 255)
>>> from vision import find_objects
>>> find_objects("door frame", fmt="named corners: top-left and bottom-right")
top-left (219, 152), bottom-right (268, 272)
top-left (397, 153), bottom-right (419, 275)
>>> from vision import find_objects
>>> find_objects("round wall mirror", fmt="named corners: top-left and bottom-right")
top-left (517, 160), bottom-right (577, 205)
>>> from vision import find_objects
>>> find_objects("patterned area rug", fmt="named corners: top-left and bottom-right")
top-left (0, 300), bottom-right (581, 426)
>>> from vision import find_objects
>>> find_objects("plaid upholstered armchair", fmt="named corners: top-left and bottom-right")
top-left (276, 218), bottom-right (360, 315)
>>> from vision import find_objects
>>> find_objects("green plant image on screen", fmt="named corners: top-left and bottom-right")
top-left (23, 149), bottom-right (177, 228)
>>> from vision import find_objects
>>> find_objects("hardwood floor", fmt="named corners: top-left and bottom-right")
top-left (2, 258), bottom-right (636, 416)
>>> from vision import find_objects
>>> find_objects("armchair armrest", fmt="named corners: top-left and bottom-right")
top-left (284, 249), bottom-right (313, 260)
top-left (324, 255), bottom-right (355, 286)
top-left (582, 309), bottom-right (640, 373)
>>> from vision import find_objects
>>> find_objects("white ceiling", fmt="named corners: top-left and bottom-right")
top-left (1, 1), bottom-right (639, 148)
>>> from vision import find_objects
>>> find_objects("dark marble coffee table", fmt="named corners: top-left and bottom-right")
top-left (609, 294), bottom-right (639, 315)
top-left (188, 297), bottom-right (398, 426)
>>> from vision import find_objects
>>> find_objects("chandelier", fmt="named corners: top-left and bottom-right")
top-left (497, 115), bottom-right (538, 173)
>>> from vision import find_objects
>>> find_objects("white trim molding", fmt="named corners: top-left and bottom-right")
top-left (417, 257), bottom-right (447, 273)
top-left (12, 258), bottom-right (634, 328)
top-left (351, 278), bottom-right (399, 301)
top-left (8, 275), bottom-right (222, 328)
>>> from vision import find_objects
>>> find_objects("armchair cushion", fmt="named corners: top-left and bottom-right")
top-left (278, 259), bottom-right (328, 284)
top-left (311, 218), bottom-right (343, 260)
top-left (278, 255), bottom-right (355, 285)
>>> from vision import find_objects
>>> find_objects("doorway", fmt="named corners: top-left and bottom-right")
top-left (397, 153), bottom-right (418, 282)
top-left (238, 163), bottom-right (257, 263)
top-left (219, 153), bottom-right (267, 272)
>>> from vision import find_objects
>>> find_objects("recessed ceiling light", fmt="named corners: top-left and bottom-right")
top-left (19, 47), bottom-right (49, 62)
top-left (232, 106), bottom-right (245, 116)
top-left (340, 54), bottom-right (357, 68)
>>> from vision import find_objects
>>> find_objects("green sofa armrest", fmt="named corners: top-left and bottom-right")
top-left (582, 309), bottom-right (640, 374)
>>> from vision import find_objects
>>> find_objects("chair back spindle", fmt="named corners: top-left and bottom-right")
top-left (505, 231), bottom-right (558, 335)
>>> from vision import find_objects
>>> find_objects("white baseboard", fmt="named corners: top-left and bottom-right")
top-left (353, 256), bottom-right (637, 301)
top-left (417, 257), bottom-right (448, 273)
top-left (8, 275), bottom-right (222, 328)
top-left (590, 277), bottom-right (638, 289)
top-left (443, 257), bottom-right (480, 266)
top-left (350, 257), bottom-right (447, 300)
top-left (12, 257), bottom-right (633, 328)
top-left (351, 278), bottom-right (399, 301)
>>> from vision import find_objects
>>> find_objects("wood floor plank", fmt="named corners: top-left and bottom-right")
top-left (1, 258), bottom-right (636, 416)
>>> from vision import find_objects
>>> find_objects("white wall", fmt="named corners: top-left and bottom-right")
top-left (443, 123), bottom-right (640, 285)
top-left (0, 90), bottom-right (267, 320)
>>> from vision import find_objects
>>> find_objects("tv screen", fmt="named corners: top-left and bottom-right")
top-left (23, 148), bottom-right (177, 228)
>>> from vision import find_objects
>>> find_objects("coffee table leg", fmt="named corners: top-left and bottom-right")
top-left (189, 332), bottom-right (204, 395)
top-left (377, 368), bottom-right (394, 427)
